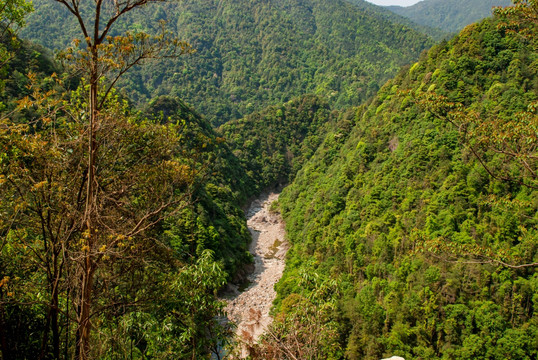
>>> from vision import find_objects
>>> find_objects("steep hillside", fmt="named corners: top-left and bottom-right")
top-left (141, 97), bottom-right (255, 275)
top-left (0, 38), bottom-right (60, 108)
top-left (219, 94), bottom-right (339, 195)
top-left (387, 0), bottom-right (512, 33)
top-left (21, 0), bottom-right (433, 125)
top-left (269, 11), bottom-right (538, 360)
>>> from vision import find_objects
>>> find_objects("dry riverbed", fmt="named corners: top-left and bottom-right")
top-left (224, 192), bottom-right (288, 349)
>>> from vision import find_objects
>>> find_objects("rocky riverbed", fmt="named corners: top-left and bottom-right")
top-left (224, 192), bottom-right (288, 349)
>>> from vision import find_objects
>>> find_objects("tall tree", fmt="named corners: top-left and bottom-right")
top-left (43, 1), bottom-right (191, 358)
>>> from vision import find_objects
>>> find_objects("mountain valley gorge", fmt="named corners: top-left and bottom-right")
top-left (0, 0), bottom-right (537, 359)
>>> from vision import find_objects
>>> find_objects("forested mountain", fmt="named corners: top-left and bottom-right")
top-left (21, 0), bottom-right (433, 125)
top-left (344, 0), bottom-right (448, 40)
top-left (262, 10), bottom-right (538, 360)
top-left (218, 94), bottom-right (339, 194)
top-left (387, 0), bottom-right (512, 33)
top-left (0, 29), bottom-right (351, 360)
top-left (4, 0), bottom-right (538, 358)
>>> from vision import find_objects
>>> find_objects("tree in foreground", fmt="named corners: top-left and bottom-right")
top-left (49, 1), bottom-right (192, 358)
top-left (0, 0), bottom-right (241, 358)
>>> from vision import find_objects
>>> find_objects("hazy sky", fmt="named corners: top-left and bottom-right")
top-left (365, 0), bottom-right (423, 6)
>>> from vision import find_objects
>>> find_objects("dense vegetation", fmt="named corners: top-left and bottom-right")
top-left (21, 0), bottom-right (433, 125)
top-left (3, 0), bottom-right (538, 359)
top-left (270, 11), bottom-right (538, 360)
top-left (141, 96), bottom-right (254, 275)
top-left (218, 94), bottom-right (339, 194)
top-left (0, 8), bottom-right (253, 358)
top-left (344, 0), bottom-right (448, 41)
top-left (387, 0), bottom-right (512, 33)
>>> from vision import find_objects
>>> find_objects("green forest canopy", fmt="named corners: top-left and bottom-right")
top-left (21, 0), bottom-right (434, 125)
top-left (269, 7), bottom-right (538, 360)
top-left (387, 0), bottom-right (512, 33)
top-left (1, 0), bottom-right (537, 358)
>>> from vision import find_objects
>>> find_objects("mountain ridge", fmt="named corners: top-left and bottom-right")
top-left (21, 0), bottom-right (434, 125)
top-left (344, 0), bottom-right (448, 40)
top-left (386, 0), bottom-right (512, 33)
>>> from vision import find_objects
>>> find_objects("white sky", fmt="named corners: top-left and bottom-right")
top-left (365, 0), bottom-right (424, 6)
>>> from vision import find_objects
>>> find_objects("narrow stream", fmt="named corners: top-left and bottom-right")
top-left (224, 191), bottom-right (289, 352)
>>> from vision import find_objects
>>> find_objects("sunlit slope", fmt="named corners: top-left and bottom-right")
top-left (275, 14), bottom-right (538, 359)
top-left (387, 0), bottom-right (512, 33)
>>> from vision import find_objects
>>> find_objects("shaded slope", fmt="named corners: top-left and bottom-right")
top-left (141, 96), bottom-right (256, 274)
top-left (0, 37), bottom-right (61, 108)
top-left (218, 94), bottom-right (339, 194)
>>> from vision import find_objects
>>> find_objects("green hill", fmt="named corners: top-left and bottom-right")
top-left (5, 0), bottom-right (537, 358)
top-left (218, 94), bottom-right (339, 194)
top-left (387, 0), bottom-right (512, 33)
top-left (21, 0), bottom-right (433, 125)
top-left (268, 11), bottom-right (538, 360)
top-left (344, 0), bottom-right (448, 40)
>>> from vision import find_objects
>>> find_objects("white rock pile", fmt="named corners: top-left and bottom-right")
top-left (225, 192), bottom-right (289, 344)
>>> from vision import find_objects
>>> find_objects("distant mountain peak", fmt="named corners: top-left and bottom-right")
top-left (386, 0), bottom-right (512, 33)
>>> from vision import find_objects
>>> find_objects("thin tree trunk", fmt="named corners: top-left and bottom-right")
top-left (51, 276), bottom-right (60, 360)
top-left (75, 289), bottom-right (81, 360)
top-left (52, 307), bottom-right (59, 360)
top-left (39, 307), bottom-right (51, 359)
top-left (40, 248), bottom-right (62, 360)
top-left (65, 285), bottom-right (70, 360)
top-left (77, 54), bottom-right (99, 360)
top-left (78, 263), bottom-right (94, 360)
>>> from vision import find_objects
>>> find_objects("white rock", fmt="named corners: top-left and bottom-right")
top-left (382, 357), bottom-right (405, 360)
top-left (223, 192), bottom-right (288, 346)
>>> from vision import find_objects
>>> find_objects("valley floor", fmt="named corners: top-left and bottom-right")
top-left (225, 192), bottom-right (288, 350)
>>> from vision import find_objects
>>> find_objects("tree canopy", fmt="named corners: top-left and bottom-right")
top-left (272, 6), bottom-right (538, 359)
